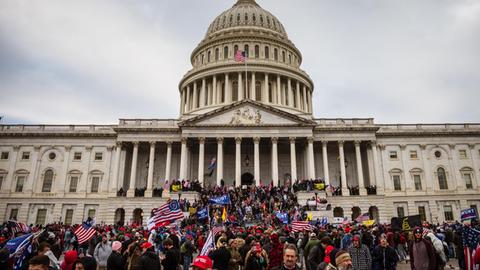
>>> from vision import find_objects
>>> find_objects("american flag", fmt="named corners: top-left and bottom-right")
top-left (147, 200), bottom-right (185, 230)
top-left (7, 220), bottom-right (30, 236)
top-left (462, 226), bottom-right (480, 270)
top-left (291, 221), bottom-right (313, 232)
top-left (200, 226), bottom-right (224, 256)
top-left (355, 213), bottom-right (370, 223)
top-left (6, 233), bottom-right (34, 270)
top-left (235, 50), bottom-right (247, 63)
top-left (74, 220), bottom-right (96, 245)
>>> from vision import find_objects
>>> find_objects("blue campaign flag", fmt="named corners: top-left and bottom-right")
top-left (461, 208), bottom-right (477, 221)
top-left (276, 212), bottom-right (289, 224)
top-left (6, 233), bottom-right (33, 270)
top-left (209, 195), bottom-right (231, 205)
top-left (197, 208), bottom-right (208, 220)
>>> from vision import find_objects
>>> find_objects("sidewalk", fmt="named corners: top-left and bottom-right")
top-left (397, 259), bottom-right (460, 270)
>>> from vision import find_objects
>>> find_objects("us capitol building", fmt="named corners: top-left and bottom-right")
top-left (1, 0), bottom-right (479, 226)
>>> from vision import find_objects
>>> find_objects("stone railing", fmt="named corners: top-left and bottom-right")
top-left (314, 118), bottom-right (375, 126)
top-left (0, 125), bottom-right (116, 134)
top-left (378, 123), bottom-right (480, 130)
top-left (118, 119), bottom-right (179, 128)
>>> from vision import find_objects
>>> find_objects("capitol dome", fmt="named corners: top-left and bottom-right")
top-left (179, 0), bottom-right (314, 119)
top-left (205, 0), bottom-right (288, 40)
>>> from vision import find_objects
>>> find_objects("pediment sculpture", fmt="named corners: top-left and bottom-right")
top-left (229, 108), bottom-right (262, 125)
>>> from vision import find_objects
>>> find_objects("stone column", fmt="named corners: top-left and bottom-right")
top-left (235, 137), bottom-right (242, 187)
top-left (251, 72), bottom-right (256, 101)
top-left (185, 85), bottom-right (191, 111)
top-left (254, 137), bottom-right (260, 185)
top-left (276, 75), bottom-right (281, 105)
top-left (271, 137), bottom-right (279, 186)
top-left (198, 138), bottom-right (205, 185)
top-left (303, 85), bottom-right (308, 112)
top-left (26, 146), bottom-right (41, 194)
top-left (145, 142), bottom-right (156, 197)
top-left (192, 81), bottom-right (199, 109)
top-left (238, 72), bottom-right (243, 101)
top-left (165, 142), bottom-right (172, 181)
top-left (370, 141), bottom-right (383, 193)
top-left (3, 146), bottom-right (19, 194)
top-left (180, 89), bottom-right (185, 114)
top-left (200, 78), bottom-right (206, 107)
top-left (225, 74), bottom-right (231, 103)
top-left (58, 145), bottom-right (71, 196)
top-left (212, 75), bottom-right (217, 105)
top-left (287, 78), bottom-right (293, 107)
top-left (127, 142), bottom-right (139, 197)
top-left (264, 73), bottom-right (269, 103)
top-left (449, 144), bottom-right (462, 191)
top-left (307, 137), bottom-right (316, 179)
top-left (322, 141), bottom-right (330, 187)
top-left (289, 137), bottom-right (297, 181)
top-left (468, 144), bottom-right (480, 191)
top-left (339, 141), bottom-right (349, 196)
top-left (355, 141), bottom-right (366, 195)
top-left (216, 138), bottom-right (224, 186)
top-left (179, 138), bottom-right (188, 180)
top-left (309, 91), bottom-right (313, 113)
top-left (399, 144), bottom-right (412, 191)
top-left (110, 142), bottom-right (122, 195)
top-left (295, 81), bottom-right (301, 109)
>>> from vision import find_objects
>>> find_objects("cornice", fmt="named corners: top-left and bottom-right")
top-left (376, 130), bottom-right (480, 137)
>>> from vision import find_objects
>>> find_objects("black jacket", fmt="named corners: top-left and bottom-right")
top-left (209, 246), bottom-right (231, 270)
top-left (272, 264), bottom-right (302, 270)
top-left (138, 251), bottom-right (161, 270)
top-left (372, 245), bottom-right (398, 270)
top-left (162, 248), bottom-right (181, 270)
top-left (107, 251), bottom-right (125, 270)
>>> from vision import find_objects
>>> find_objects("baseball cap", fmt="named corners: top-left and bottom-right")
top-left (141, 242), bottom-right (153, 249)
top-left (192, 256), bottom-right (213, 269)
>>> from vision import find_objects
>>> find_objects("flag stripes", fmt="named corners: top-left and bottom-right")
top-left (147, 200), bottom-right (185, 230)
top-left (291, 221), bottom-right (313, 232)
top-left (74, 222), bottom-right (96, 245)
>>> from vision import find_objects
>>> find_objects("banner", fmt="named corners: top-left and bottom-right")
top-left (391, 215), bottom-right (422, 231)
top-left (461, 208), bottom-right (478, 221)
top-left (362, 220), bottom-right (376, 227)
top-left (197, 208), bottom-right (208, 220)
top-left (314, 183), bottom-right (325, 190)
top-left (209, 195), bottom-right (231, 205)
top-left (171, 184), bottom-right (182, 192)
top-left (275, 212), bottom-right (289, 224)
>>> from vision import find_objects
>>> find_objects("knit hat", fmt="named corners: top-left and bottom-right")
top-left (141, 242), bottom-right (153, 250)
top-left (335, 250), bottom-right (352, 265)
top-left (112, 241), bottom-right (122, 252)
top-left (352, 235), bottom-right (360, 241)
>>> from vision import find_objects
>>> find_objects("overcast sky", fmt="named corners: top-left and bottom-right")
top-left (0, 0), bottom-right (479, 125)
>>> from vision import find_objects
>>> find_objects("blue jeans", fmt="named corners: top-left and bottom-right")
top-left (183, 255), bottom-right (192, 270)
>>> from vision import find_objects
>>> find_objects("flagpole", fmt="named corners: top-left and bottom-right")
top-left (245, 51), bottom-right (248, 99)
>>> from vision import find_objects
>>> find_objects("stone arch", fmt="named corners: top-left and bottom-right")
top-left (132, 208), bottom-right (143, 225)
top-left (333, 207), bottom-right (344, 218)
top-left (369, 206), bottom-right (379, 222)
top-left (351, 206), bottom-right (361, 221)
top-left (241, 172), bottom-right (254, 186)
top-left (114, 208), bottom-right (125, 226)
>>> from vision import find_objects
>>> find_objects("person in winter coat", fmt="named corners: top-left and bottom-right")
top-left (161, 238), bottom-right (181, 270)
top-left (409, 228), bottom-right (436, 270)
top-left (268, 233), bottom-right (284, 270)
top-left (272, 244), bottom-right (302, 270)
top-left (37, 242), bottom-right (60, 270)
top-left (181, 236), bottom-right (196, 270)
top-left (372, 238), bottom-right (398, 270)
top-left (304, 233), bottom-right (320, 269)
top-left (228, 239), bottom-right (242, 270)
top-left (209, 238), bottom-right (232, 270)
top-left (425, 232), bottom-right (447, 270)
top-left (107, 241), bottom-right (125, 270)
top-left (320, 237), bottom-right (335, 265)
top-left (94, 235), bottom-right (112, 270)
top-left (245, 243), bottom-right (268, 270)
top-left (60, 250), bottom-right (77, 270)
top-left (138, 242), bottom-right (161, 270)
top-left (347, 235), bottom-right (371, 270)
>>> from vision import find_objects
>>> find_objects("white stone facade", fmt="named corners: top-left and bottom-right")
top-left (1, 0), bottom-right (479, 225)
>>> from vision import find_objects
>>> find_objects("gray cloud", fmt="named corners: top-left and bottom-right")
top-left (0, 0), bottom-right (479, 124)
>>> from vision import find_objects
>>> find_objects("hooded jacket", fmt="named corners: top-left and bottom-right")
top-left (60, 250), bottom-right (77, 270)
top-left (94, 241), bottom-right (113, 267)
top-left (138, 250), bottom-right (161, 270)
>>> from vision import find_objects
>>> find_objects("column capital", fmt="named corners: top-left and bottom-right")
top-left (378, 144), bottom-right (386, 150)
top-left (271, 137), bottom-right (278, 143)
top-left (321, 140), bottom-right (329, 146)
top-left (448, 143), bottom-right (456, 150)
top-left (370, 140), bottom-right (377, 147)
top-left (253, 137), bottom-right (261, 143)
top-left (307, 137), bottom-right (314, 144)
top-left (338, 140), bottom-right (345, 147)
top-left (289, 137), bottom-right (296, 143)
top-left (235, 137), bottom-right (242, 144)
top-left (115, 142), bottom-right (123, 148)
top-left (166, 141), bottom-right (173, 146)
top-left (64, 145), bottom-right (72, 152)
top-left (107, 146), bottom-right (115, 151)
top-left (132, 141), bottom-right (139, 147)
top-left (198, 137), bottom-right (206, 144)
top-left (399, 144), bottom-right (407, 150)
top-left (181, 137), bottom-right (188, 144)
top-left (149, 141), bottom-right (156, 146)
top-left (217, 137), bottom-right (224, 144)
top-left (33, 145), bottom-right (42, 151)
top-left (420, 144), bottom-right (427, 150)
top-left (13, 145), bottom-right (20, 151)
top-left (354, 140), bottom-right (362, 147)
top-left (85, 145), bottom-right (93, 151)
top-left (468, 143), bottom-right (476, 149)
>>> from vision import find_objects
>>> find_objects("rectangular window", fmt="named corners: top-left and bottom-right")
top-left (410, 150), bottom-right (418, 159)
top-left (36, 209), bottom-right (47, 225)
top-left (21, 152), bottom-right (30, 160)
top-left (463, 173), bottom-right (473, 189)
top-left (1, 151), bottom-right (9, 160)
top-left (389, 151), bottom-right (398, 159)
top-left (9, 208), bottom-right (19, 220)
top-left (397, 207), bottom-right (405, 218)
top-left (393, 175), bottom-right (401, 191)
top-left (73, 152), bottom-right (82, 161)
top-left (87, 209), bottom-right (96, 219)
top-left (418, 206), bottom-right (427, 221)
top-left (459, 150), bottom-right (467, 159)
top-left (91, 177), bottom-right (100, 193)
top-left (15, 176), bottom-right (25, 192)
top-left (444, 205), bottom-right (454, 221)
top-left (69, 176), bottom-right (78, 192)
top-left (0, 174), bottom-right (4, 189)
top-left (65, 209), bottom-right (74, 225)
top-left (414, 175), bottom-right (422, 190)
top-left (94, 152), bottom-right (103, 161)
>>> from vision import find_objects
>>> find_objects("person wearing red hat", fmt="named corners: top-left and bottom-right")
top-left (138, 241), bottom-right (160, 270)
top-left (346, 235), bottom-right (371, 270)
top-left (191, 255), bottom-right (213, 270)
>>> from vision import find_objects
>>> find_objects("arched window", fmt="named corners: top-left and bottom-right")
top-left (234, 45), bottom-right (239, 54)
top-left (201, 54), bottom-right (204, 64)
top-left (265, 46), bottom-right (269, 59)
top-left (42, 169), bottom-right (53, 192)
top-left (224, 46), bottom-right (229, 59)
top-left (289, 54), bottom-right (292, 64)
top-left (255, 45), bottom-right (259, 58)
top-left (282, 51), bottom-right (286, 62)
top-left (215, 48), bottom-right (219, 61)
top-left (333, 207), bottom-right (344, 218)
top-left (437, 167), bottom-right (448, 190)
top-left (244, 45), bottom-right (249, 57)
top-left (274, 48), bottom-right (278, 61)
top-left (207, 51), bottom-right (211, 63)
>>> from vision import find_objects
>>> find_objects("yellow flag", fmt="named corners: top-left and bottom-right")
top-left (222, 207), bottom-right (227, 222)
top-left (172, 184), bottom-right (181, 192)
top-left (307, 213), bottom-right (313, 221)
top-left (362, 220), bottom-right (375, 227)
top-left (314, 183), bottom-right (325, 190)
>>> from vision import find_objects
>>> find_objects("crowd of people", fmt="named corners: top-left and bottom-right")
top-left (1, 183), bottom-right (479, 270)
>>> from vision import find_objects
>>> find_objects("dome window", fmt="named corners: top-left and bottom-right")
top-left (237, 14), bottom-right (241, 25)
top-left (252, 14), bottom-right (256, 23)
top-left (274, 48), bottom-right (278, 61)
top-left (245, 13), bottom-right (248, 24)
top-left (234, 45), bottom-right (239, 54)
top-left (244, 45), bottom-right (249, 56)
top-left (260, 15), bottom-right (264, 25)
top-left (265, 46), bottom-right (269, 59)
top-left (215, 48), bottom-right (219, 61)
top-left (230, 14), bottom-right (233, 25)
top-left (224, 46), bottom-right (229, 59)
top-left (255, 45), bottom-right (259, 58)
top-left (267, 17), bottom-right (270, 27)
top-left (207, 51), bottom-right (211, 62)
top-left (282, 51), bottom-right (286, 62)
